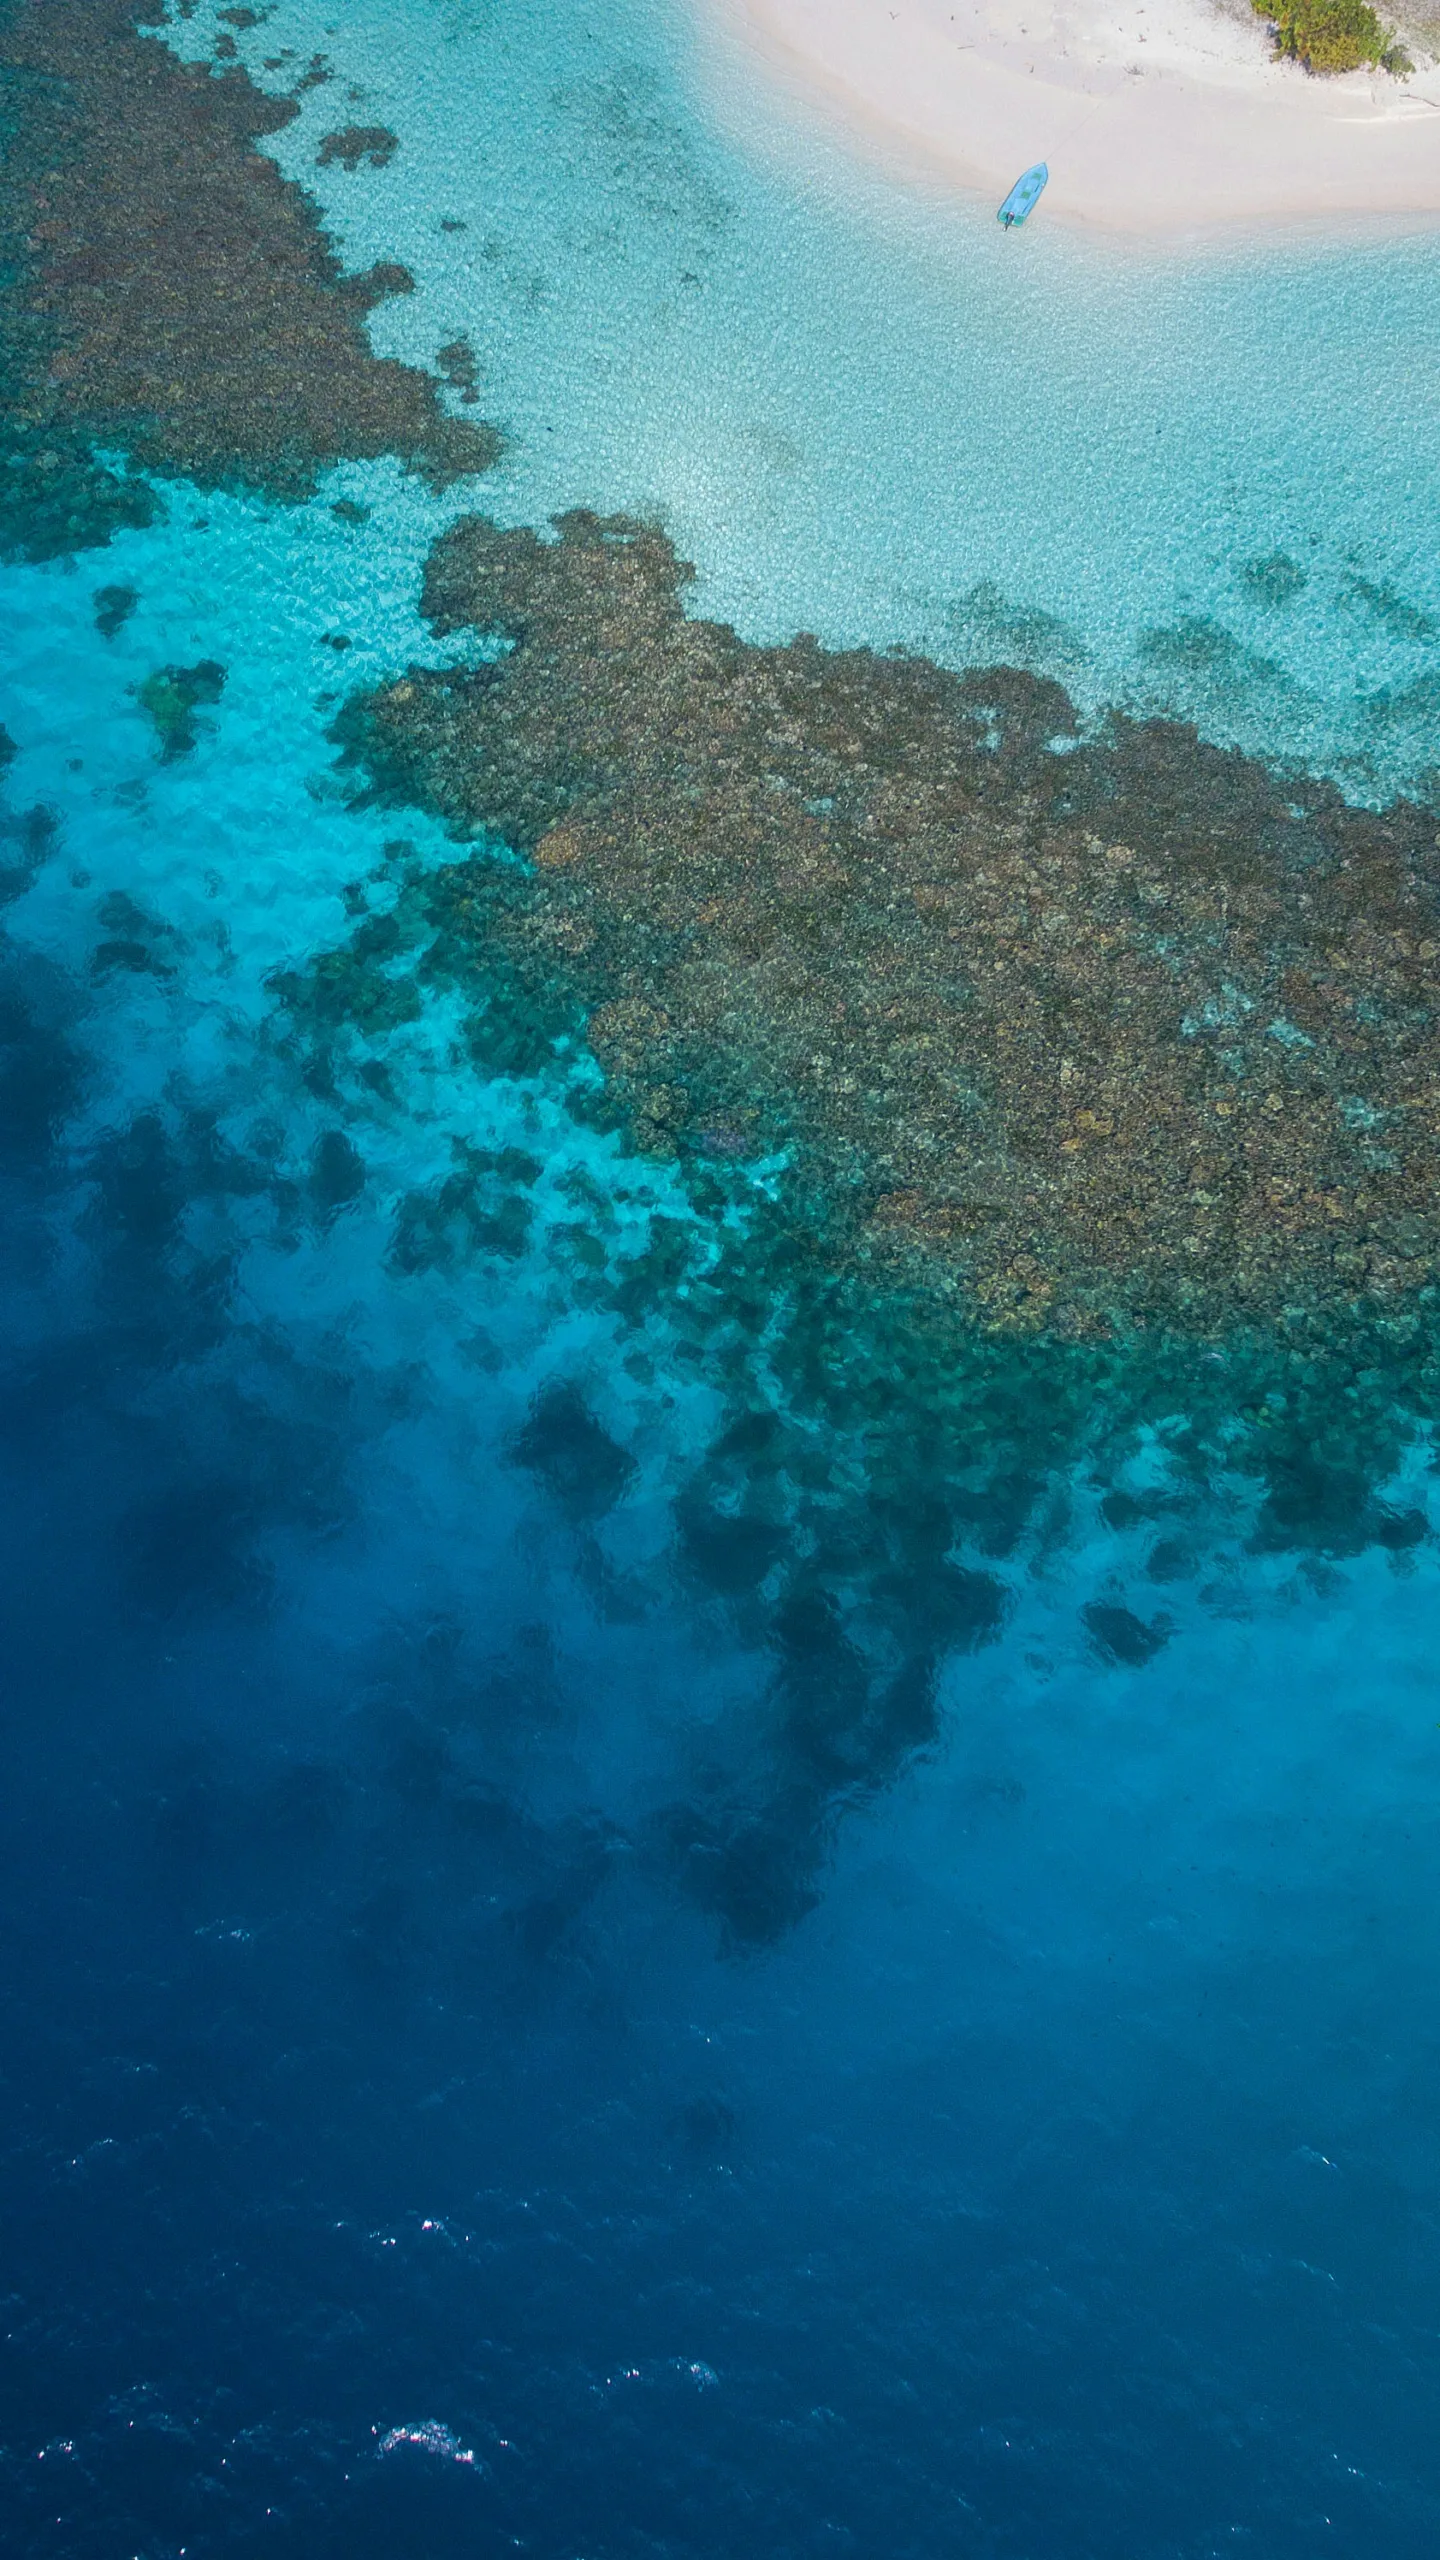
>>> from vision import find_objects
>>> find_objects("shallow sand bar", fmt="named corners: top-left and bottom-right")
top-left (703, 0), bottom-right (1440, 234)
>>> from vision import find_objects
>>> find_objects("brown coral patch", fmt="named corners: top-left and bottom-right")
top-left (0, 0), bottom-right (497, 514)
top-left (316, 123), bottom-right (397, 172)
top-left (339, 507), bottom-right (1440, 1333)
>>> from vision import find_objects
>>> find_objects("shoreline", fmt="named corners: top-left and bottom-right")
top-left (698, 0), bottom-right (1440, 239)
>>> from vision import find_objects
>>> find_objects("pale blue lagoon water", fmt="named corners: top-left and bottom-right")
top-left (166, 0), bottom-right (1440, 797)
top-left (3, 1), bottom-right (1440, 2553)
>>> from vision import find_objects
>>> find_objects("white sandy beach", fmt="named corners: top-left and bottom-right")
top-left (702, 0), bottom-right (1440, 233)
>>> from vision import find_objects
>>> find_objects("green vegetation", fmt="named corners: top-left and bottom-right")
top-left (1253, 0), bottom-right (1412, 75)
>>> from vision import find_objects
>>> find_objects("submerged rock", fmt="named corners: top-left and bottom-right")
top-left (92, 579), bottom-right (137, 639)
top-left (315, 122), bottom-right (398, 172)
top-left (136, 657), bottom-right (225, 759)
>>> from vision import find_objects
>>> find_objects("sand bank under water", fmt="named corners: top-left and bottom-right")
top-left (701, 0), bottom-right (1440, 235)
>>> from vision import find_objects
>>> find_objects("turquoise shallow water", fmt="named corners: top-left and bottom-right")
top-left (2, 2), bottom-right (1440, 2551)
top-left (165, 0), bottom-right (1440, 797)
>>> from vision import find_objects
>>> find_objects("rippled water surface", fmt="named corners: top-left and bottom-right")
top-left (188, 0), bottom-right (1440, 796)
top-left (3, 1), bottom-right (1440, 2553)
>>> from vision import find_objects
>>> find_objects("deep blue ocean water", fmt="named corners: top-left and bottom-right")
top-left (3, 2), bottom-right (1440, 2553)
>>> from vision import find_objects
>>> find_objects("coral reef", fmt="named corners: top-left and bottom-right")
top-left (0, 0), bottom-right (498, 557)
top-left (0, 0), bottom-right (1433, 1942)
top-left (270, 742), bottom-right (1440, 1931)
top-left (136, 657), bottom-right (225, 757)
top-left (92, 579), bottom-right (137, 638)
top-left (269, 762), bottom-right (1440, 1945)
top-left (337, 508), bottom-right (1440, 1339)
top-left (285, 913), bottom-right (1440, 1938)
top-left (435, 335), bottom-right (482, 404)
top-left (316, 122), bottom-right (398, 171)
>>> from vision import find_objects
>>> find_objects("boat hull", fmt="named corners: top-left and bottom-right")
top-left (998, 161), bottom-right (1049, 226)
